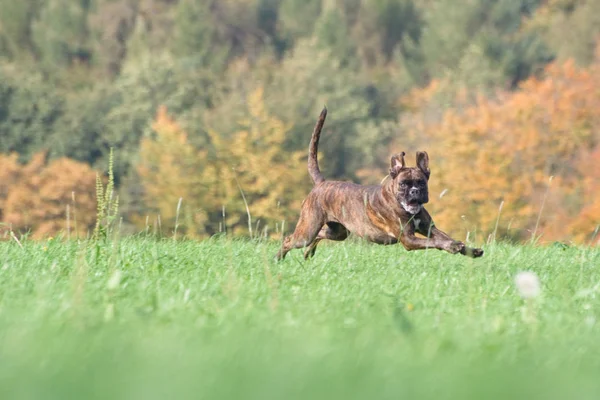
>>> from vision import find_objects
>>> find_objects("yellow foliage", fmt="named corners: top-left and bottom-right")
top-left (397, 56), bottom-right (600, 244)
top-left (137, 88), bottom-right (310, 237)
top-left (204, 87), bottom-right (308, 236)
top-left (137, 105), bottom-right (209, 236)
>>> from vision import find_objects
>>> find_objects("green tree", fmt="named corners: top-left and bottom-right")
top-left (0, 71), bottom-right (64, 161)
top-left (48, 84), bottom-right (118, 173)
top-left (0, 0), bottom-right (38, 61)
top-left (88, 0), bottom-right (137, 77)
top-left (351, 0), bottom-right (421, 67)
top-left (61, 52), bottom-right (218, 182)
top-left (267, 39), bottom-right (374, 178)
top-left (171, 0), bottom-right (229, 71)
top-left (420, 0), bottom-right (552, 89)
top-left (31, 0), bottom-right (92, 69)
top-left (524, 0), bottom-right (600, 66)
top-left (203, 39), bottom-right (375, 180)
top-left (314, 0), bottom-right (357, 67)
top-left (257, 0), bottom-right (288, 56)
top-left (279, 0), bottom-right (322, 41)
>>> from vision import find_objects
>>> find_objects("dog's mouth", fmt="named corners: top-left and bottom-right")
top-left (401, 200), bottom-right (423, 215)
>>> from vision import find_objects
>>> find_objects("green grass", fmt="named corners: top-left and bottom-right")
top-left (0, 236), bottom-right (599, 399)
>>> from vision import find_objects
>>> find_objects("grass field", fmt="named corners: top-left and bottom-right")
top-left (0, 236), bottom-right (599, 399)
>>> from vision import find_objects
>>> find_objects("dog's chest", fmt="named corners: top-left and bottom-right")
top-left (413, 218), bottom-right (422, 231)
top-left (364, 203), bottom-right (401, 243)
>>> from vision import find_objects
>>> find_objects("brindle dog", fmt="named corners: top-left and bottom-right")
top-left (276, 108), bottom-right (484, 260)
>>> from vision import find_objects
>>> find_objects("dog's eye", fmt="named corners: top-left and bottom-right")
top-left (400, 182), bottom-right (408, 188)
top-left (417, 180), bottom-right (426, 186)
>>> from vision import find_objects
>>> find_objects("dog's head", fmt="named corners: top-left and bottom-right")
top-left (388, 151), bottom-right (430, 214)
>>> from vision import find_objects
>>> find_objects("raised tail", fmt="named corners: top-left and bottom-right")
top-left (308, 107), bottom-right (327, 185)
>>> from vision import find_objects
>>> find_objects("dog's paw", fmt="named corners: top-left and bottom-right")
top-left (463, 247), bottom-right (484, 258)
top-left (449, 241), bottom-right (466, 254)
top-left (472, 247), bottom-right (484, 258)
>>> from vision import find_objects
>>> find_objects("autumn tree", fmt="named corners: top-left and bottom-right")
top-left (137, 88), bottom-right (310, 237)
top-left (203, 87), bottom-right (309, 236)
top-left (137, 105), bottom-right (209, 237)
top-left (1, 152), bottom-right (97, 238)
top-left (2, 0), bottom-right (594, 239)
top-left (395, 50), bottom-right (600, 244)
top-left (0, 153), bottom-right (21, 223)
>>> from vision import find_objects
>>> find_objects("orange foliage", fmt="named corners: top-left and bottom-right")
top-left (397, 57), bottom-right (600, 245)
top-left (0, 153), bottom-right (21, 219)
top-left (0, 152), bottom-right (97, 238)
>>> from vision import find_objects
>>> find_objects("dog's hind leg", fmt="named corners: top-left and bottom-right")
top-left (303, 239), bottom-right (321, 259)
top-left (275, 206), bottom-right (325, 261)
top-left (303, 222), bottom-right (350, 259)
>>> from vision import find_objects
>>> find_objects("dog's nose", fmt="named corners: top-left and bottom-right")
top-left (410, 187), bottom-right (420, 196)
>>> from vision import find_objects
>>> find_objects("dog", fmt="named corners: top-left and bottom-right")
top-left (275, 107), bottom-right (484, 260)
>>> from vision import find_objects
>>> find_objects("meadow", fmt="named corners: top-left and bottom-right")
top-left (0, 236), bottom-right (599, 399)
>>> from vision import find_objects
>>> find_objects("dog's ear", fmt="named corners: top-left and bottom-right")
top-left (416, 151), bottom-right (430, 179)
top-left (389, 152), bottom-right (406, 179)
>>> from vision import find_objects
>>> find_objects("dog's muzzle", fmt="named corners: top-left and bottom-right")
top-left (398, 187), bottom-right (428, 215)
top-left (401, 201), bottom-right (422, 214)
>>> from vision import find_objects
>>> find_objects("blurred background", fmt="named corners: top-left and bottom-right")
top-left (0, 0), bottom-right (598, 243)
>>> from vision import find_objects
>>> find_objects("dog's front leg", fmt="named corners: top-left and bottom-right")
top-left (411, 211), bottom-right (484, 258)
top-left (426, 226), bottom-right (484, 258)
top-left (400, 226), bottom-right (483, 257)
top-left (399, 231), bottom-right (460, 253)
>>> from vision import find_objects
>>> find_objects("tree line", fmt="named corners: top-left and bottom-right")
top-left (0, 0), bottom-right (598, 243)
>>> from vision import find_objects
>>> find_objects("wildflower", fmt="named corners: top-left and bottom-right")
top-left (515, 271), bottom-right (541, 299)
top-left (107, 270), bottom-right (122, 291)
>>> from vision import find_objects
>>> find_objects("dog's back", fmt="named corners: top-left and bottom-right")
top-left (304, 180), bottom-right (396, 241)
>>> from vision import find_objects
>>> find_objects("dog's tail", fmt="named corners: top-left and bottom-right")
top-left (308, 107), bottom-right (327, 185)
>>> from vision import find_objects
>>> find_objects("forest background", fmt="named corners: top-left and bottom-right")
top-left (0, 0), bottom-right (598, 244)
